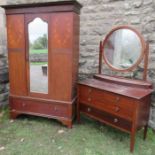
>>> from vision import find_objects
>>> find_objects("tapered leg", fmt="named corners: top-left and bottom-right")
top-left (77, 101), bottom-right (81, 123)
top-left (130, 130), bottom-right (136, 153)
top-left (143, 125), bottom-right (148, 140)
top-left (77, 87), bottom-right (81, 124)
top-left (77, 110), bottom-right (81, 123)
top-left (67, 122), bottom-right (72, 129)
top-left (77, 99), bottom-right (81, 124)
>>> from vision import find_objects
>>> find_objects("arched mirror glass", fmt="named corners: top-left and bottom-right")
top-left (103, 28), bottom-right (144, 71)
top-left (28, 18), bottom-right (48, 94)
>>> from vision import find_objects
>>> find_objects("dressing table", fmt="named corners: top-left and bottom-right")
top-left (77, 26), bottom-right (153, 152)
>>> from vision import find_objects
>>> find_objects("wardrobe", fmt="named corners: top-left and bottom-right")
top-left (2, 1), bottom-right (82, 128)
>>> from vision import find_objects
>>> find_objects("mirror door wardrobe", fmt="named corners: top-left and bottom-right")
top-left (3, 1), bottom-right (82, 128)
top-left (77, 26), bottom-right (153, 152)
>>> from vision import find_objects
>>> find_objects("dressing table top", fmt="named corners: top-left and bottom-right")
top-left (78, 77), bottom-right (153, 100)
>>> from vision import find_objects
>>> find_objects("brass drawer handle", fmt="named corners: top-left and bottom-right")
top-left (115, 106), bottom-right (120, 112)
top-left (54, 106), bottom-right (58, 111)
top-left (22, 102), bottom-right (26, 107)
top-left (87, 107), bottom-right (91, 112)
top-left (88, 98), bottom-right (92, 102)
top-left (114, 118), bottom-right (118, 123)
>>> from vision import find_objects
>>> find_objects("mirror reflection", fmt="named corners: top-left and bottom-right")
top-left (28, 17), bottom-right (48, 94)
top-left (104, 29), bottom-right (142, 70)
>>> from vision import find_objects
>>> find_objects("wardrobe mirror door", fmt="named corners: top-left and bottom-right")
top-left (28, 17), bottom-right (48, 94)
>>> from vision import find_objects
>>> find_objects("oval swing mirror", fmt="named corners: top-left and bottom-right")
top-left (103, 26), bottom-right (146, 71)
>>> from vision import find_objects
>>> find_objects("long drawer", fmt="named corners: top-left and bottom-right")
top-left (79, 85), bottom-right (134, 121)
top-left (80, 104), bottom-right (132, 132)
top-left (10, 98), bottom-right (69, 118)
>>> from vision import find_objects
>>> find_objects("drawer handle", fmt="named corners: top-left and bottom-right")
top-left (22, 103), bottom-right (26, 107)
top-left (54, 106), bottom-right (58, 111)
top-left (87, 107), bottom-right (91, 112)
top-left (114, 118), bottom-right (118, 123)
top-left (115, 106), bottom-right (120, 112)
top-left (88, 98), bottom-right (92, 102)
top-left (88, 89), bottom-right (92, 93)
top-left (116, 97), bottom-right (120, 102)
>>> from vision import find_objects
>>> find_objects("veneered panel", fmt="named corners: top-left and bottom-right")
top-left (49, 13), bottom-right (73, 101)
top-left (51, 13), bottom-right (73, 49)
top-left (7, 15), bottom-right (27, 96)
top-left (7, 15), bottom-right (25, 49)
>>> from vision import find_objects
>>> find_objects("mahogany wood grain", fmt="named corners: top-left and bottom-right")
top-left (4, 1), bottom-right (82, 128)
top-left (49, 12), bottom-right (74, 101)
top-left (77, 77), bottom-right (153, 152)
top-left (79, 85), bottom-right (134, 121)
top-left (71, 13), bottom-right (80, 99)
top-left (7, 15), bottom-right (27, 96)
top-left (143, 43), bottom-right (149, 80)
top-left (94, 74), bottom-right (153, 89)
top-left (98, 41), bottom-right (103, 74)
top-left (9, 95), bottom-right (75, 128)
top-left (2, 1), bottom-right (82, 15)
top-left (80, 104), bottom-right (132, 133)
top-left (77, 25), bottom-right (152, 153)
top-left (79, 78), bottom-right (153, 99)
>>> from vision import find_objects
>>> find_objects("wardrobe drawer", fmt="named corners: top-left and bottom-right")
top-left (80, 104), bottom-right (132, 132)
top-left (10, 99), bottom-right (68, 118)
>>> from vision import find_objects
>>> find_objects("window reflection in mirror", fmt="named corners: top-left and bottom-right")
top-left (28, 17), bottom-right (48, 94)
top-left (104, 29), bottom-right (142, 70)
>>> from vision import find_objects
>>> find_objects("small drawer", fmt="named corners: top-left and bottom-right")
top-left (92, 89), bottom-right (134, 121)
top-left (93, 89), bottom-right (120, 104)
top-left (80, 104), bottom-right (132, 132)
top-left (78, 85), bottom-right (93, 104)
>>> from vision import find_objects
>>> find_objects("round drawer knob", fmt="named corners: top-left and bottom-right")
top-left (116, 97), bottom-right (120, 102)
top-left (88, 89), bottom-right (92, 93)
top-left (114, 118), bottom-right (118, 123)
top-left (87, 107), bottom-right (91, 112)
top-left (88, 98), bottom-right (92, 102)
top-left (22, 103), bottom-right (26, 107)
top-left (115, 106), bottom-right (120, 112)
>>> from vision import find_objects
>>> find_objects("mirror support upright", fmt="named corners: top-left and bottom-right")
top-left (143, 43), bottom-right (149, 81)
top-left (98, 41), bottom-right (103, 74)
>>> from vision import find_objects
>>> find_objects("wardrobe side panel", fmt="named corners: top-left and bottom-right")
top-left (71, 13), bottom-right (80, 99)
top-left (7, 15), bottom-right (27, 96)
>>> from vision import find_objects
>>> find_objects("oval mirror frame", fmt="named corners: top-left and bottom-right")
top-left (102, 26), bottom-right (146, 72)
